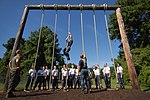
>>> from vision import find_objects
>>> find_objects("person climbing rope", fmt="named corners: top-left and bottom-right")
top-left (63, 32), bottom-right (73, 60)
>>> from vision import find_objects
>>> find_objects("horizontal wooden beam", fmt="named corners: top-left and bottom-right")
top-left (25, 4), bottom-right (121, 10)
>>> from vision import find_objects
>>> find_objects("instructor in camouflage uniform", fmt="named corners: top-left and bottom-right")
top-left (6, 50), bottom-right (21, 98)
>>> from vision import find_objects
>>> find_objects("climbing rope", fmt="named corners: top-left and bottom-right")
top-left (64, 4), bottom-right (71, 90)
top-left (80, 4), bottom-right (85, 55)
top-left (92, 4), bottom-right (100, 66)
top-left (92, 4), bottom-right (102, 89)
top-left (67, 4), bottom-right (71, 33)
top-left (103, 4), bottom-right (118, 85)
top-left (34, 4), bottom-right (45, 67)
top-left (49, 4), bottom-right (58, 90)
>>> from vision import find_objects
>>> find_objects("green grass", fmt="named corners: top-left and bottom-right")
top-left (16, 81), bottom-right (26, 90)
top-left (0, 82), bottom-right (25, 92)
top-left (0, 83), bottom-right (4, 92)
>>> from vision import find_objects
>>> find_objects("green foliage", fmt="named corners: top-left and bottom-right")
top-left (115, 46), bottom-right (150, 86)
top-left (110, 67), bottom-right (116, 79)
top-left (0, 26), bottom-right (65, 78)
top-left (133, 46), bottom-right (150, 87)
top-left (88, 67), bottom-right (95, 79)
top-left (67, 63), bottom-right (77, 68)
top-left (108, 0), bottom-right (150, 87)
top-left (109, 0), bottom-right (150, 49)
top-left (22, 26), bottom-right (64, 75)
top-left (0, 38), bottom-right (25, 81)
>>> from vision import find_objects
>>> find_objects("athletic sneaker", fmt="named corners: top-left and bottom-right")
top-left (24, 89), bottom-right (30, 93)
top-left (88, 89), bottom-right (91, 94)
top-left (67, 56), bottom-right (70, 60)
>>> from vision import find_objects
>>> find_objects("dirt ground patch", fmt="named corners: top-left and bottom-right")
top-left (0, 89), bottom-right (150, 100)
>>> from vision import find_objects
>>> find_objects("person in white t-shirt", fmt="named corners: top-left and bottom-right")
top-left (44, 66), bottom-right (50, 90)
top-left (67, 68), bottom-right (72, 89)
top-left (24, 65), bottom-right (36, 92)
top-left (93, 64), bottom-right (102, 89)
top-left (74, 68), bottom-right (81, 89)
top-left (42, 66), bottom-right (47, 90)
top-left (117, 63), bottom-right (125, 89)
top-left (52, 65), bottom-right (59, 90)
top-left (61, 64), bottom-right (68, 90)
top-left (70, 65), bottom-right (76, 88)
top-left (102, 63), bottom-right (111, 88)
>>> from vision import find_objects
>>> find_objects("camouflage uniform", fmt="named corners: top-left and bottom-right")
top-left (7, 54), bottom-right (21, 95)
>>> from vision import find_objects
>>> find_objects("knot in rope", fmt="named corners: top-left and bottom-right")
top-left (67, 4), bottom-right (71, 11)
top-left (53, 4), bottom-right (58, 10)
top-left (92, 4), bottom-right (96, 10)
top-left (79, 4), bottom-right (83, 11)
top-left (40, 4), bottom-right (44, 10)
top-left (103, 3), bottom-right (108, 11)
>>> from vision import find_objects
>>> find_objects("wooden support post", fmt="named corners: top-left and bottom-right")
top-left (116, 8), bottom-right (140, 89)
top-left (4, 6), bottom-right (29, 92)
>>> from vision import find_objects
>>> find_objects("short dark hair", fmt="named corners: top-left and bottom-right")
top-left (80, 54), bottom-right (83, 58)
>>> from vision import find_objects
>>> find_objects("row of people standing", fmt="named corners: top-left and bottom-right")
top-left (61, 64), bottom-right (81, 90)
top-left (24, 64), bottom-right (78, 91)
top-left (24, 62), bottom-right (124, 92)
top-left (102, 63), bottom-right (125, 89)
top-left (24, 65), bottom-right (50, 92)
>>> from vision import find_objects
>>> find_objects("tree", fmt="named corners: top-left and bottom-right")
top-left (0, 38), bottom-right (26, 76)
top-left (0, 38), bottom-right (25, 90)
top-left (133, 46), bottom-right (150, 87)
top-left (116, 46), bottom-right (150, 86)
top-left (22, 26), bottom-right (64, 75)
top-left (1, 26), bottom-right (65, 89)
top-left (109, 0), bottom-right (150, 49)
top-left (108, 0), bottom-right (150, 87)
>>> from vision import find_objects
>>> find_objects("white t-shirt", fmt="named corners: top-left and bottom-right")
top-left (52, 69), bottom-right (59, 76)
top-left (70, 68), bottom-right (76, 75)
top-left (62, 69), bottom-right (68, 77)
top-left (45, 69), bottom-right (50, 76)
top-left (66, 34), bottom-right (72, 42)
top-left (117, 66), bottom-right (123, 73)
top-left (28, 69), bottom-right (36, 77)
top-left (93, 68), bottom-right (100, 76)
top-left (103, 66), bottom-right (110, 74)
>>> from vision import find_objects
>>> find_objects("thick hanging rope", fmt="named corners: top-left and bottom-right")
top-left (92, 4), bottom-right (100, 66)
top-left (80, 4), bottom-right (85, 54)
top-left (92, 4), bottom-right (102, 89)
top-left (67, 4), bottom-right (71, 33)
top-left (64, 4), bottom-right (71, 91)
top-left (49, 4), bottom-right (58, 90)
top-left (34, 4), bottom-right (44, 67)
top-left (103, 4), bottom-right (118, 84)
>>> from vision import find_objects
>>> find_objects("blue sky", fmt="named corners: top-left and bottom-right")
top-left (0, 0), bottom-right (120, 68)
